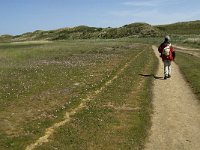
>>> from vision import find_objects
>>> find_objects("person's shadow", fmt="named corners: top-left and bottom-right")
top-left (138, 74), bottom-right (164, 80)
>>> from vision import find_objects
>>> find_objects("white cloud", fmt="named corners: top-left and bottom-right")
top-left (123, 0), bottom-right (168, 7)
top-left (109, 8), bottom-right (200, 25)
top-left (109, 9), bottom-right (159, 19)
top-left (123, 1), bottom-right (157, 7)
top-left (123, 0), bottom-right (180, 7)
top-left (108, 0), bottom-right (200, 25)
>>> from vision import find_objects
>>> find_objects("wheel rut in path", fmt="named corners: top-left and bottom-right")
top-left (144, 46), bottom-right (200, 150)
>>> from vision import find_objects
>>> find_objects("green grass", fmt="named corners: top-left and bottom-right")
top-left (175, 51), bottom-right (200, 100)
top-left (36, 44), bottom-right (157, 150)
top-left (2, 37), bottom-right (199, 150)
top-left (0, 39), bottom-right (157, 150)
top-left (171, 35), bottom-right (200, 49)
top-left (156, 20), bottom-right (200, 35)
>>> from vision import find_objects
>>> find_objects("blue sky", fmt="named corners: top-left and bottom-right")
top-left (1, 0), bottom-right (200, 35)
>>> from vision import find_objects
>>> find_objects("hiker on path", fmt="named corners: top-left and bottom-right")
top-left (158, 35), bottom-right (175, 79)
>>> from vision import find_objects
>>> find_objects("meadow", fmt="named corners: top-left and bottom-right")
top-left (1, 19), bottom-right (200, 149)
top-left (1, 35), bottom-right (200, 150)
top-left (175, 50), bottom-right (200, 100)
top-left (0, 39), bottom-right (157, 150)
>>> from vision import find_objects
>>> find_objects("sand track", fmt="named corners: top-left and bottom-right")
top-left (144, 46), bottom-right (200, 150)
top-left (173, 45), bottom-right (200, 58)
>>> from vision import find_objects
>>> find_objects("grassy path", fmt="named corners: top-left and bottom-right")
top-left (145, 46), bottom-right (200, 150)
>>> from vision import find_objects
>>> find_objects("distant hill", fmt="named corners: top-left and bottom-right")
top-left (155, 20), bottom-right (200, 35)
top-left (0, 34), bottom-right (13, 42)
top-left (1, 20), bottom-right (200, 42)
top-left (0, 23), bottom-right (162, 42)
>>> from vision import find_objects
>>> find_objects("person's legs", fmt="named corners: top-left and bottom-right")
top-left (163, 60), bottom-right (168, 79)
top-left (164, 60), bottom-right (171, 79)
top-left (168, 61), bottom-right (171, 78)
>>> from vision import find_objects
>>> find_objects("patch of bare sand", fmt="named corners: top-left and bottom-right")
top-left (173, 45), bottom-right (200, 51)
top-left (173, 45), bottom-right (200, 58)
top-left (144, 46), bottom-right (200, 150)
top-left (10, 40), bottom-right (52, 45)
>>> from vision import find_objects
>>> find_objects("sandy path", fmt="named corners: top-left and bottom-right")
top-left (173, 45), bottom-right (200, 58)
top-left (173, 45), bottom-right (200, 51)
top-left (144, 46), bottom-right (200, 150)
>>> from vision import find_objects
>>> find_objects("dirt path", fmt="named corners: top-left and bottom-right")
top-left (173, 45), bottom-right (200, 51)
top-left (144, 46), bottom-right (200, 150)
top-left (173, 45), bottom-right (200, 58)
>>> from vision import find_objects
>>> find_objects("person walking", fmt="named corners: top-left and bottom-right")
top-left (158, 35), bottom-right (175, 80)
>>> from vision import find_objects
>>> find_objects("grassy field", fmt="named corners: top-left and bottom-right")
top-left (171, 35), bottom-right (200, 49)
top-left (175, 50), bottom-right (200, 101)
top-left (0, 39), bottom-right (157, 150)
top-left (156, 20), bottom-right (200, 35)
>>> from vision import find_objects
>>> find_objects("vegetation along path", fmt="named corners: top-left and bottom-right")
top-left (25, 48), bottom-right (146, 150)
top-left (145, 46), bottom-right (200, 150)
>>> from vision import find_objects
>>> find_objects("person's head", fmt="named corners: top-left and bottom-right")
top-left (164, 35), bottom-right (170, 42)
